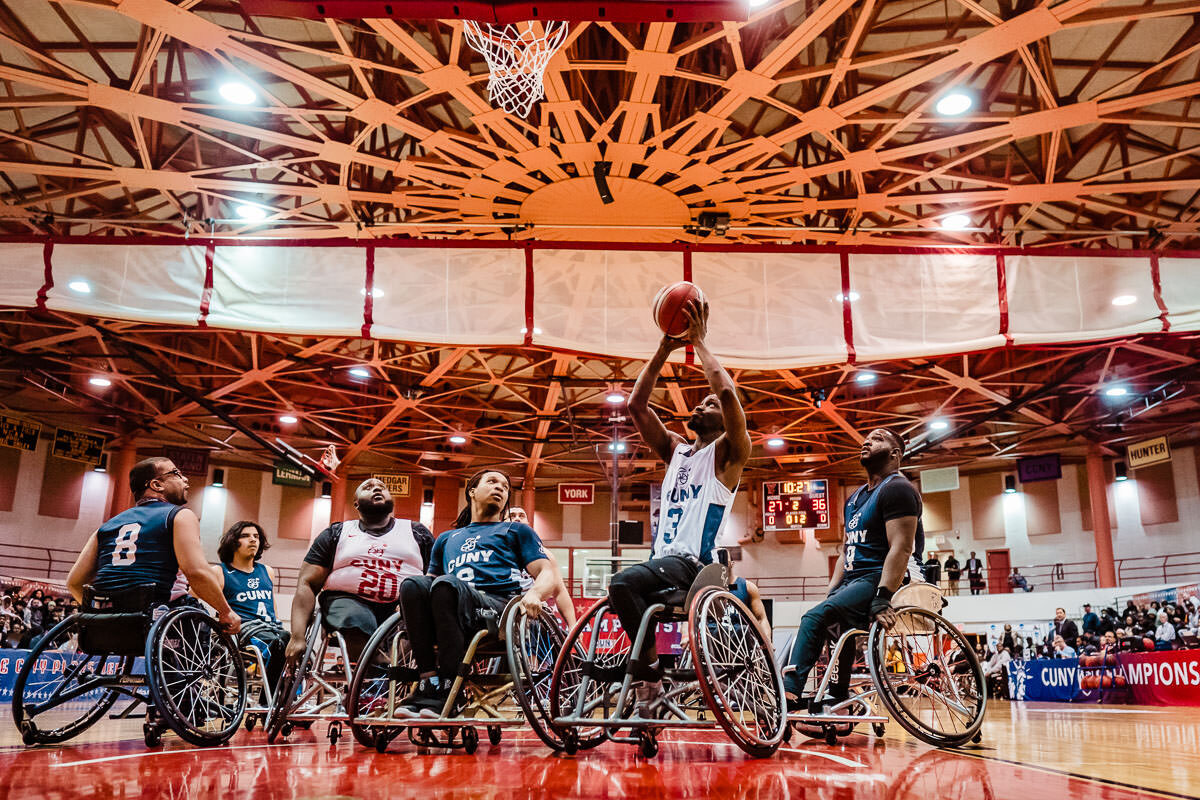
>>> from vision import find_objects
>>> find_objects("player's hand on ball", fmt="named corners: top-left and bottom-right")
top-left (681, 298), bottom-right (709, 344)
top-left (519, 590), bottom-right (543, 618)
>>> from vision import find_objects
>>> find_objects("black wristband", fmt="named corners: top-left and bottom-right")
top-left (875, 586), bottom-right (895, 601)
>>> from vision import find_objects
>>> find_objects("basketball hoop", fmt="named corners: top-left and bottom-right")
top-left (462, 19), bottom-right (569, 118)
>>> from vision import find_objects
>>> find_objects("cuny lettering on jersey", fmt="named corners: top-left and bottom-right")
top-left (324, 519), bottom-right (424, 603)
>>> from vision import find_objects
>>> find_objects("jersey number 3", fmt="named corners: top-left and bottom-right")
top-left (112, 523), bottom-right (141, 565)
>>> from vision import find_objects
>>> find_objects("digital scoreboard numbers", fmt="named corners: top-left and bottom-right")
top-left (762, 479), bottom-right (830, 531)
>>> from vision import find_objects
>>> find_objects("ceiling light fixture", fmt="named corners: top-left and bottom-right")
top-left (935, 92), bottom-right (973, 116)
top-left (88, 376), bottom-right (112, 387)
top-left (68, 280), bottom-right (92, 294)
top-left (1111, 295), bottom-right (1137, 306)
top-left (348, 366), bottom-right (371, 379)
top-left (608, 441), bottom-right (627, 452)
top-left (855, 371), bottom-right (877, 384)
top-left (941, 213), bottom-right (971, 230)
top-left (766, 437), bottom-right (785, 448)
top-left (235, 204), bottom-right (267, 221)
top-left (1114, 462), bottom-right (1129, 482)
top-left (606, 393), bottom-right (625, 404)
top-left (929, 419), bottom-right (949, 431)
top-left (449, 435), bottom-right (467, 444)
top-left (1104, 385), bottom-right (1128, 397)
top-left (218, 81), bottom-right (257, 105)
top-left (279, 414), bottom-right (298, 424)
top-left (1004, 475), bottom-right (1017, 494)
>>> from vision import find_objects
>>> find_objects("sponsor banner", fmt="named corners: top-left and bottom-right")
top-left (371, 473), bottom-right (410, 498)
top-left (272, 460), bottom-right (313, 488)
top-left (1008, 658), bottom-right (1081, 702)
top-left (1120, 651), bottom-right (1200, 707)
top-left (1127, 583), bottom-right (1200, 609)
top-left (163, 446), bottom-right (209, 476)
top-left (51, 428), bottom-right (105, 465)
top-left (1017, 454), bottom-right (1061, 483)
top-left (558, 483), bottom-right (594, 504)
top-left (0, 649), bottom-right (146, 701)
top-left (1126, 435), bottom-right (1170, 469)
top-left (0, 577), bottom-right (70, 600)
top-left (570, 597), bottom-right (684, 657)
top-left (0, 414), bottom-right (40, 452)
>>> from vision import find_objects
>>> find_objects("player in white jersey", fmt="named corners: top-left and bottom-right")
top-left (609, 298), bottom-right (751, 710)
top-left (286, 477), bottom-right (434, 663)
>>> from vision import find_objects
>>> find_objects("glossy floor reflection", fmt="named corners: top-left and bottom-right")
top-left (1, 702), bottom-right (1196, 800)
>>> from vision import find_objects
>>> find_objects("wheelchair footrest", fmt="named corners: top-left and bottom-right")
top-left (552, 716), bottom-right (715, 729)
top-left (788, 712), bottom-right (886, 725)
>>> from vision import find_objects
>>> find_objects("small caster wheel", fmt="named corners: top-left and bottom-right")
top-left (20, 724), bottom-right (36, 746)
top-left (562, 734), bottom-right (579, 756)
top-left (328, 724), bottom-right (341, 745)
top-left (782, 724), bottom-right (793, 744)
top-left (488, 726), bottom-right (502, 745)
top-left (638, 731), bottom-right (658, 758)
top-left (375, 735), bottom-right (389, 754)
top-left (823, 726), bottom-right (837, 746)
top-left (245, 716), bottom-right (258, 732)
top-left (143, 725), bottom-right (162, 747)
top-left (872, 723), bottom-right (886, 737)
top-left (972, 731), bottom-right (982, 744)
top-left (462, 727), bottom-right (479, 755)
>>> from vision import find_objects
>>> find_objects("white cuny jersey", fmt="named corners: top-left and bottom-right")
top-left (652, 441), bottom-right (736, 565)
top-left (323, 519), bottom-right (425, 603)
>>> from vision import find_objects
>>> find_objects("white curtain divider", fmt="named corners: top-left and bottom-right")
top-left (1005, 255), bottom-right (1162, 344)
top-left (371, 246), bottom-right (525, 345)
top-left (0, 242), bottom-right (1197, 367)
top-left (849, 251), bottom-right (1006, 361)
top-left (46, 244), bottom-right (208, 325)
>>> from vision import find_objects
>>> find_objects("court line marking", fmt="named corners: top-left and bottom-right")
top-left (49, 741), bottom-right (310, 768)
top-left (1018, 708), bottom-right (1174, 715)
top-left (950, 747), bottom-right (1200, 800)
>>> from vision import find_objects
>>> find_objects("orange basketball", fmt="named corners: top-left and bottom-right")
top-left (652, 281), bottom-right (705, 338)
top-left (1080, 655), bottom-right (1098, 668)
top-left (1114, 674), bottom-right (1127, 687)
top-left (1142, 637), bottom-right (1155, 651)
top-left (1101, 675), bottom-right (1113, 689)
top-left (1105, 653), bottom-right (1117, 667)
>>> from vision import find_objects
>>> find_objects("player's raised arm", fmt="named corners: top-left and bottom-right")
top-left (629, 335), bottom-right (687, 464)
top-left (680, 299), bottom-right (750, 485)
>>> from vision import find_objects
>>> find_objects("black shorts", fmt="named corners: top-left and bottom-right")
top-left (318, 591), bottom-right (396, 637)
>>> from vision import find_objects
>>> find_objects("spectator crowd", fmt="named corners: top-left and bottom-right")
top-left (1, 584), bottom-right (81, 651)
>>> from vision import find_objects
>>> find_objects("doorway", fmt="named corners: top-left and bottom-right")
top-left (986, 548), bottom-right (1011, 594)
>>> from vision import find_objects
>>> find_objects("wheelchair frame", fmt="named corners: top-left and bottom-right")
top-left (549, 563), bottom-right (788, 759)
top-left (265, 609), bottom-right (355, 745)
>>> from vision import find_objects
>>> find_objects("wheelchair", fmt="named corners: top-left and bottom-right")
top-left (345, 596), bottom-right (567, 754)
top-left (549, 563), bottom-right (787, 759)
top-left (785, 581), bottom-right (986, 748)
top-left (265, 610), bottom-right (355, 745)
top-left (11, 585), bottom-right (247, 748)
top-left (237, 620), bottom-right (281, 732)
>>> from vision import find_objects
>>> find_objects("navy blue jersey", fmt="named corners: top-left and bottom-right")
top-left (93, 500), bottom-right (181, 601)
top-left (222, 562), bottom-right (277, 623)
top-left (430, 521), bottom-right (549, 596)
top-left (841, 473), bottom-right (923, 578)
top-left (730, 576), bottom-right (751, 606)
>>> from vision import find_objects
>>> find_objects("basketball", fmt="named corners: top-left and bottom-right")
top-left (1101, 675), bottom-right (1113, 689)
top-left (1105, 653), bottom-right (1117, 667)
top-left (1142, 637), bottom-right (1155, 651)
top-left (1115, 674), bottom-right (1128, 687)
top-left (652, 281), bottom-right (705, 338)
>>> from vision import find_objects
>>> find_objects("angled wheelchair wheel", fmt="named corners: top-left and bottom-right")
top-left (506, 605), bottom-right (568, 751)
top-left (690, 588), bottom-right (786, 758)
top-left (347, 611), bottom-right (415, 749)
top-left (266, 619), bottom-right (322, 744)
top-left (548, 599), bottom-right (629, 752)
top-left (12, 615), bottom-right (134, 745)
top-left (866, 606), bottom-right (986, 748)
top-left (146, 607), bottom-right (246, 747)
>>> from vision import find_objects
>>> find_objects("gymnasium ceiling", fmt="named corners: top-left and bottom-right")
top-left (0, 0), bottom-right (1197, 246)
top-left (0, 309), bottom-right (1196, 488)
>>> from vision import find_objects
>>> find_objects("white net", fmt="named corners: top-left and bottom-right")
top-left (462, 20), bottom-right (569, 118)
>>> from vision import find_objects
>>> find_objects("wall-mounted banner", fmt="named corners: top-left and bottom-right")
top-left (558, 483), bottom-right (594, 504)
top-left (51, 428), bottom-right (105, 465)
top-left (371, 474), bottom-right (410, 497)
top-left (1017, 454), bottom-right (1061, 483)
top-left (272, 460), bottom-right (313, 488)
top-left (1127, 435), bottom-right (1170, 469)
top-left (0, 415), bottom-right (40, 452)
top-left (1008, 658), bottom-right (1081, 702)
top-left (164, 446), bottom-right (209, 476)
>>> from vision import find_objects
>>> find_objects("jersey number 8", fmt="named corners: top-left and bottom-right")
top-left (112, 523), bottom-right (141, 565)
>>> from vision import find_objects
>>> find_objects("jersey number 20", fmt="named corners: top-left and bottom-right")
top-left (112, 523), bottom-right (141, 565)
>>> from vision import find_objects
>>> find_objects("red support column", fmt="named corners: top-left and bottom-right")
top-left (1086, 445), bottom-right (1117, 588)
top-left (106, 441), bottom-right (139, 518)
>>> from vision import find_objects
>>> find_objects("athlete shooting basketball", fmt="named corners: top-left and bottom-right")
top-left (608, 288), bottom-right (751, 714)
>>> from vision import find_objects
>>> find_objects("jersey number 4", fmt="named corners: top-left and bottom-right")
top-left (112, 523), bottom-right (141, 565)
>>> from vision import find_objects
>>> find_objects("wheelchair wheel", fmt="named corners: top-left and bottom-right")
top-left (347, 611), bottom-right (415, 749)
top-left (548, 600), bottom-right (629, 752)
top-left (506, 606), bottom-right (569, 751)
top-left (12, 615), bottom-right (133, 745)
top-left (146, 607), bottom-right (247, 747)
top-left (866, 607), bottom-right (986, 748)
top-left (690, 588), bottom-right (786, 758)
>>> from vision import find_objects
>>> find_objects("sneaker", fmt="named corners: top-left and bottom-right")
top-left (394, 681), bottom-right (439, 719)
top-left (634, 680), bottom-right (665, 719)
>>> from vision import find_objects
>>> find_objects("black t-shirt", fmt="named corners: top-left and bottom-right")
top-left (304, 518), bottom-right (434, 572)
top-left (842, 473), bottom-right (924, 576)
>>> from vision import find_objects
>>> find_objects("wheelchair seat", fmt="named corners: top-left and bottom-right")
top-left (648, 562), bottom-right (729, 618)
top-left (77, 584), bottom-right (161, 657)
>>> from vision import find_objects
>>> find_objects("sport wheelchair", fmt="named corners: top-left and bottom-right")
top-left (785, 582), bottom-right (986, 748)
top-left (345, 597), bottom-right (567, 754)
top-left (11, 585), bottom-right (247, 748)
top-left (265, 609), bottom-right (355, 745)
top-left (237, 619), bottom-right (282, 732)
top-left (549, 563), bottom-right (787, 759)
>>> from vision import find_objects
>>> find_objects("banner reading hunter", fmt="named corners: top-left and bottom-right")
top-left (1121, 650), bottom-right (1200, 707)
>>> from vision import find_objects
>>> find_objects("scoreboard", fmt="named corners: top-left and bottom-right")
top-left (762, 479), bottom-right (830, 531)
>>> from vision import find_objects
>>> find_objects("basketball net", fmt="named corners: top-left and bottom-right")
top-left (462, 20), bottom-right (569, 118)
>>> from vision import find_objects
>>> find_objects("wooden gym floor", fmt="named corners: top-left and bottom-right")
top-left (0, 701), bottom-right (1197, 800)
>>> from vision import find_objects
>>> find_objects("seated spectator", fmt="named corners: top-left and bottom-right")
top-left (1008, 568), bottom-right (1033, 592)
top-left (3, 619), bottom-right (30, 649)
top-left (1052, 635), bottom-right (1076, 659)
top-left (1155, 611), bottom-right (1177, 651)
top-left (1100, 630), bottom-right (1116, 649)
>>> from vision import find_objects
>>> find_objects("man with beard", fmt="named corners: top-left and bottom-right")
top-left (609, 298), bottom-right (751, 715)
top-left (286, 477), bottom-right (434, 663)
top-left (783, 427), bottom-right (922, 712)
